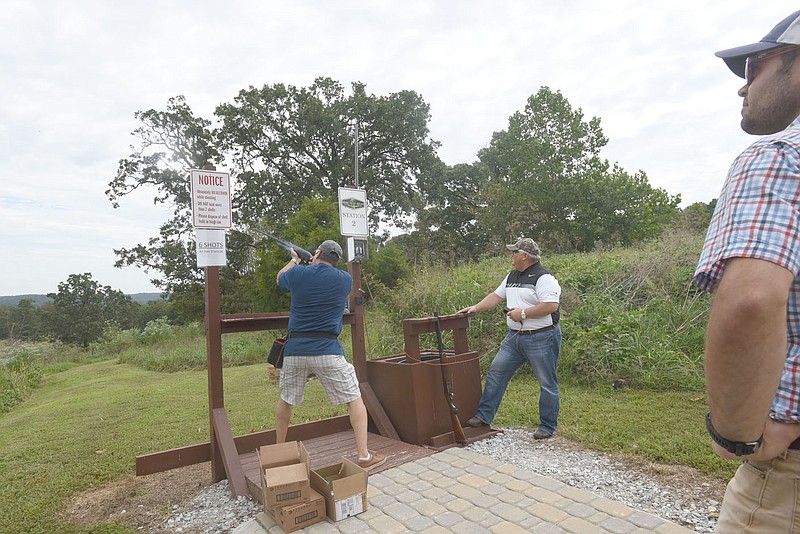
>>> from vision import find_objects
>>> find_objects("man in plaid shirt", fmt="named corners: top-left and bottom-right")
top-left (694, 9), bottom-right (800, 532)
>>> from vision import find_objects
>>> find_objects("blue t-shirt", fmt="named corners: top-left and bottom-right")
top-left (278, 263), bottom-right (352, 356)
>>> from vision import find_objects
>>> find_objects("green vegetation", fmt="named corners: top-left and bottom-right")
top-left (0, 231), bottom-right (741, 532)
top-left (379, 229), bottom-right (709, 390)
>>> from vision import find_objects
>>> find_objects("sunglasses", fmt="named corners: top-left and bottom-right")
top-left (745, 46), bottom-right (799, 85)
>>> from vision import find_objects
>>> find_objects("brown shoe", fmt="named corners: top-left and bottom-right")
top-left (466, 416), bottom-right (486, 427)
top-left (533, 428), bottom-right (553, 440)
top-left (358, 451), bottom-right (387, 470)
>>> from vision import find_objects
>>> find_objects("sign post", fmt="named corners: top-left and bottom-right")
top-left (189, 167), bottom-right (246, 496)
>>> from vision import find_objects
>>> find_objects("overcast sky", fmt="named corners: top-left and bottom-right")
top-left (0, 1), bottom-right (789, 296)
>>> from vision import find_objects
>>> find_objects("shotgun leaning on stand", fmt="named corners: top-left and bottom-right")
top-left (434, 313), bottom-right (467, 444)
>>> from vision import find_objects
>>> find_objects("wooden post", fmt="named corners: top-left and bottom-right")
top-left (348, 261), bottom-right (367, 381)
top-left (348, 261), bottom-right (400, 439)
top-left (204, 266), bottom-right (226, 483)
top-left (204, 266), bottom-right (249, 497)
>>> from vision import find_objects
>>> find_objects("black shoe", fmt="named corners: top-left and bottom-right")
top-left (533, 428), bottom-right (553, 440)
top-left (466, 416), bottom-right (486, 427)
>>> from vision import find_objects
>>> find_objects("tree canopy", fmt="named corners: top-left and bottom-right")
top-left (108, 78), bottom-right (441, 305)
top-left (410, 87), bottom-right (680, 257)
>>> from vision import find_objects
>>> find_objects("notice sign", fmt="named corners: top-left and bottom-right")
top-left (190, 169), bottom-right (231, 229)
top-left (338, 187), bottom-right (368, 237)
top-left (196, 229), bottom-right (227, 267)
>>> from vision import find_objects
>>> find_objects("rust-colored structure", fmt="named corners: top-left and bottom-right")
top-left (135, 261), bottom-right (496, 500)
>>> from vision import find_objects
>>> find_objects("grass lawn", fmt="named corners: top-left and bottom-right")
top-left (0, 359), bottom-right (344, 533)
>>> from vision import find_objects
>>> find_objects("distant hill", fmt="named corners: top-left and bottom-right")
top-left (129, 293), bottom-right (166, 304)
top-left (0, 293), bottom-right (164, 307)
top-left (0, 294), bottom-right (53, 307)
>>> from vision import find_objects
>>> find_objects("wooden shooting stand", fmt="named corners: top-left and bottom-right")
top-left (134, 261), bottom-right (496, 502)
top-left (367, 315), bottom-right (491, 448)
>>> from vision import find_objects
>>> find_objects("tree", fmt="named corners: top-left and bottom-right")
top-left (477, 87), bottom-right (680, 252)
top-left (47, 273), bottom-right (138, 347)
top-left (217, 77), bottom-right (441, 230)
top-left (673, 200), bottom-right (717, 234)
top-left (0, 300), bottom-right (46, 341)
top-left (9, 299), bottom-right (45, 341)
top-left (108, 95), bottom-right (220, 295)
top-left (412, 161), bottom-right (493, 261)
top-left (363, 241), bottom-right (411, 291)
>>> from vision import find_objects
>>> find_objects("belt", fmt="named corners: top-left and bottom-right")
top-left (790, 437), bottom-right (800, 450)
top-left (287, 331), bottom-right (339, 339)
top-left (514, 325), bottom-right (555, 335)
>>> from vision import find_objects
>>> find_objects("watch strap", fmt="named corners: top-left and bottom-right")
top-left (705, 412), bottom-right (762, 456)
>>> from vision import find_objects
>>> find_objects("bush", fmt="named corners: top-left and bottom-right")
top-left (115, 322), bottom-right (273, 372)
top-left (0, 347), bottom-right (43, 412)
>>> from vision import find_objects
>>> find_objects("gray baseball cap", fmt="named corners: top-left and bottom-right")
top-left (318, 240), bottom-right (343, 262)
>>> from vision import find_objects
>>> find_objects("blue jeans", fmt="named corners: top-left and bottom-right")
top-left (475, 326), bottom-right (562, 433)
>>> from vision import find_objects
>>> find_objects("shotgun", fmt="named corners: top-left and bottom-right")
top-left (253, 228), bottom-right (314, 263)
top-left (434, 313), bottom-right (467, 444)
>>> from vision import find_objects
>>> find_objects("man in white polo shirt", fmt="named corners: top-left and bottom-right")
top-left (458, 237), bottom-right (562, 439)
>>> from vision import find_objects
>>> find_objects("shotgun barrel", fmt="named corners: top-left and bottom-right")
top-left (253, 228), bottom-right (314, 262)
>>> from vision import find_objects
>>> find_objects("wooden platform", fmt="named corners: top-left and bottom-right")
top-left (244, 430), bottom-right (434, 504)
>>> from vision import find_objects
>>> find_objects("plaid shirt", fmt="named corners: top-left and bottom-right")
top-left (694, 116), bottom-right (800, 422)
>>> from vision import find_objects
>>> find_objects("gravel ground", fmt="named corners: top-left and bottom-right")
top-left (161, 427), bottom-right (721, 533)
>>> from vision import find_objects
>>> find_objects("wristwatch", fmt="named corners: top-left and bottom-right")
top-left (291, 258), bottom-right (299, 265)
top-left (520, 309), bottom-right (527, 320)
top-left (705, 412), bottom-right (762, 456)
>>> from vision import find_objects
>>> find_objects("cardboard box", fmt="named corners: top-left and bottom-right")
top-left (258, 441), bottom-right (311, 509)
top-left (310, 458), bottom-right (368, 521)
top-left (265, 488), bottom-right (326, 532)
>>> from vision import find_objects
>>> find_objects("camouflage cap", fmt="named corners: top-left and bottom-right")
top-left (505, 237), bottom-right (541, 260)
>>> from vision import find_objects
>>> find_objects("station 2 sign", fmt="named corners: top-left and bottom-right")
top-left (338, 187), bottom-right (368, 237)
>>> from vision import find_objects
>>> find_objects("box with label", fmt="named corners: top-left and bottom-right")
top-left (258, 441), bottom-right (311, 509)
top-left (310, 457), bottom-right (368, 521)
top-left (265, 488), bottom-right (326, 532)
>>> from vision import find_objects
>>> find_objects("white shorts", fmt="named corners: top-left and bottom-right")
top-left (279, 355), bottom-right (361, 406)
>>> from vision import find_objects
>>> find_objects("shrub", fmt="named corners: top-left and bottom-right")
top-left (374, 229), bottom-right (710, 389)
top-left (0, 348), bottom-right (43, 412)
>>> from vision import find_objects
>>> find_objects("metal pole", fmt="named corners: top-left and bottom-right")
top-left (354, 121), bottom-right (359, 188)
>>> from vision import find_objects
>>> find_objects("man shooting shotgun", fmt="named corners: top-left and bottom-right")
top-left (274, 239), bottom-right (387, 470)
